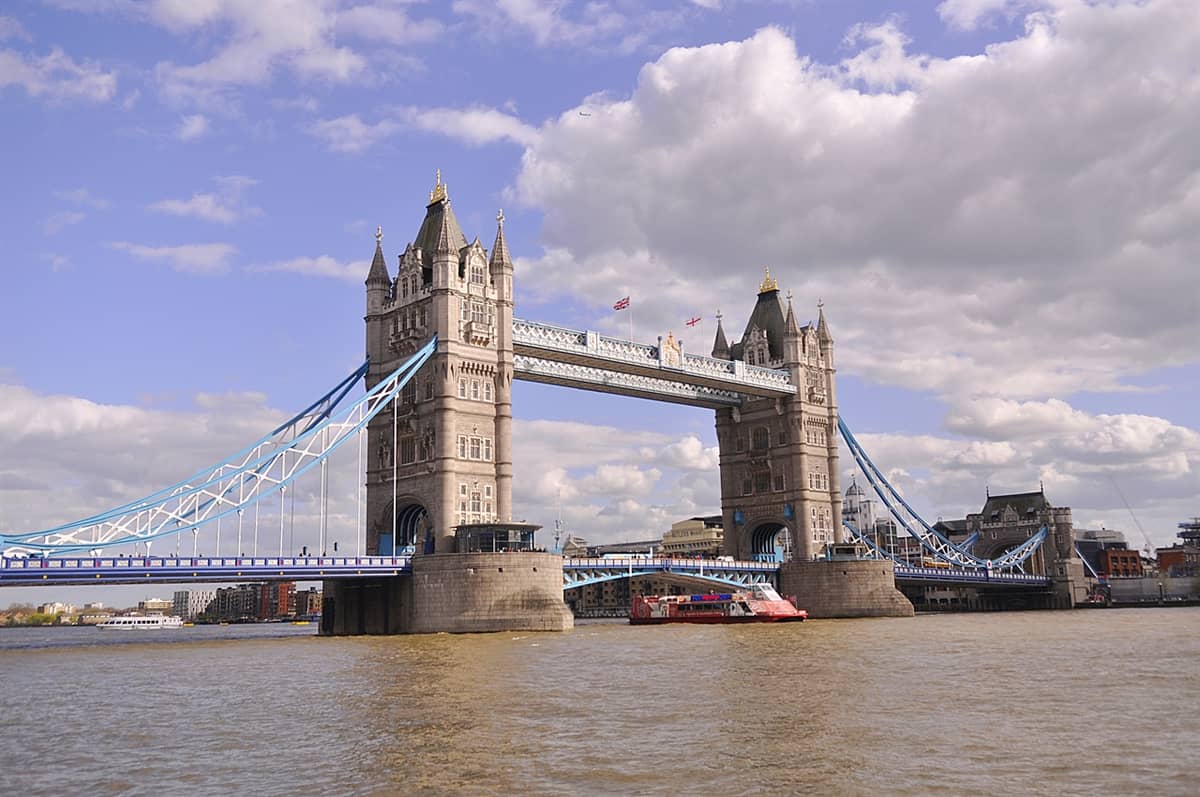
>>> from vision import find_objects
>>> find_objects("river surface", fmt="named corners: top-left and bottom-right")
top-left (1, 608), bottom-right (1196, 796)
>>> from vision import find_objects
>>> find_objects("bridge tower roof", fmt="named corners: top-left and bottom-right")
top-left (412, 170), bottom-right (468, 265)
top-left (730, 269), bottom-right (787, 361)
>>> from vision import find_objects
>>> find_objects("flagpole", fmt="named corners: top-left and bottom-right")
top-left (627, 286), bottom-right (633, 341)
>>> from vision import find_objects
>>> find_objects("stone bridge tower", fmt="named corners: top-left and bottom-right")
top-left (363, 173), bottom-right (514, 555)
top-left (713, 271), bottom-right (842, 562)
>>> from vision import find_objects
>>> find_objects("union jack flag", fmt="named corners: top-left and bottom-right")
top-left (613, 296), bottom-right (630, 311)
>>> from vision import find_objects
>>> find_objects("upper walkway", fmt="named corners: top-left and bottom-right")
top-left (512, 318), bottom-right (796, 408)
top-left (0, 554), bottom-right (1051, 589)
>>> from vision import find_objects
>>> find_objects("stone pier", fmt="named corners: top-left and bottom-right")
top-left (780, 559), bottom-right (914, 619)
top-left (321, 552), bottom-right (573, 635)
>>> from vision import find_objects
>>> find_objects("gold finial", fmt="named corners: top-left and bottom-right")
top-left (376, 225), bottom-right (383, 244)
top-left (428, 169), bottom-right (447, 204)
top-left (497, 208), bottom-right (505, 227)
top-left (758, 267), bottom-right (778, 294)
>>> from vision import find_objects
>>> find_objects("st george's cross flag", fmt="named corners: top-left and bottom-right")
top-left (685, 316), bottom-right (701, 327)
top-left (613, 296), bottom-right (630, 311)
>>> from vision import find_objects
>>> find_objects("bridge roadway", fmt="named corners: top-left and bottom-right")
top-left (0, 555), bottom-right (1052, 589)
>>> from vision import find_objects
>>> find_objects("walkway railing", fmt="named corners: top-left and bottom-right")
top-left (0, 555), bottom-right (412, 585)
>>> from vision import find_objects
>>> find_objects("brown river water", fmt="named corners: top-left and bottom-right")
top-left (1, 608), bottom-right (1196, 796)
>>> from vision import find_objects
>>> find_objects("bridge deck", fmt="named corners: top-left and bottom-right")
top-left (0, 556), bottom-right (1051, 589)
top-left (513, 319), bottom-right (795, 407)
top-left (0, 555), bottom-right (412, 586)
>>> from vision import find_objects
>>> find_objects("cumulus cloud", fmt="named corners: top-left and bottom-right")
top-left (937, 0), bottom-right (1043, 31)
top-left (253, 255), bottom-right (365, 281)
top-left (148, 175), bottom-right (261, 223)
top-left (335, 4), bottom-right (444, 45)
top-left (401, 105), bottom-right (540, 148)
top-left (0, 46), bottom-right (117, 103)
top-left (55, 188), bottom-right (110, 209)
top-left (108, 241), bottom-right (237, 274)
top-left (307, 114), bottom-right (402, 153)
top-left (505, 5), bottom-right (1200, 403)
top-left (176, 113), bottom-right (210, 140)
top-left (0, 16), bottom-right (31, 42)
top-left (43, 210), bottom-right (86, 235)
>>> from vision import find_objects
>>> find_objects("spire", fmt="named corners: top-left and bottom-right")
top-left (428, 169), bottom-right (447, 206)
top-left (366, 225), bottom-right (390, 285)
top-left (711, 310), bottom-right (730, 359)
top-left (784, 290), bottom-right (800, 335)
top-left (816, 299), bottom-right (832, 344)
top-left (758, 267), bottom-right (778, 294)
top-left (490, 208), bottom-right (511, 269)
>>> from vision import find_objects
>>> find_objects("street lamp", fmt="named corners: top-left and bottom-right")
top-left (1158, 581), bottom-right (1165, 604)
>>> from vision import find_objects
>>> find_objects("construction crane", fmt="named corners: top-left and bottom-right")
top-left (1109, 478), bottom-right (1155, 560)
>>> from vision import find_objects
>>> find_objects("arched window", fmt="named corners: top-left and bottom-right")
top-left (752, 427), bottom-right (769, 450)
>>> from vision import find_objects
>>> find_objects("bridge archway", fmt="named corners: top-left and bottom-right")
top-left (378, 501), bottom-right (429, 555)
top-left (749, 521), bottom-right (793, 563)
top-left (977, 539), bottom-right (1036, 573)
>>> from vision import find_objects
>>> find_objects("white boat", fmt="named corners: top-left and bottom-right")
top-left (96, 614), bottom-right (184, 630)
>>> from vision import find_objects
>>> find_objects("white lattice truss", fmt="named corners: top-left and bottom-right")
top-left (513, 318), bottom-right (795, 402)
top-left (3, 338), bottom-right (437, 555)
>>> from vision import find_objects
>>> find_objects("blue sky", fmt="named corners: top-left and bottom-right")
top-left (2, 0), bottom-right (1198, 607)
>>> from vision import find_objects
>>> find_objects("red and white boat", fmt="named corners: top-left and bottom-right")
top-left (630, 583), bottom-right (807, 625)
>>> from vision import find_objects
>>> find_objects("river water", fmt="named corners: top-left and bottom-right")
top-left (1, 608), bottom-right (1196, 796)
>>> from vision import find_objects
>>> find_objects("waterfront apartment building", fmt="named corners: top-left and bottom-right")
top-left (259, 582), bottom-right (295, 618)
top-left (1157, 518), bottom-right (1200, 578)
top-left (173, 589), bottom-right (216, 620)
top-left (138, 597), bottom-right (172, 613)
top-left (294, 587), bottom-right (322, 617)
top-left (659, 516), bottom-right (724, 557)
top-left (1098, 548), bottom-right (1143, 579)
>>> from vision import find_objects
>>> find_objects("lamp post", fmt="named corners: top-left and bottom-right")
top-left (1158, 581), bottom-right (1165, 604)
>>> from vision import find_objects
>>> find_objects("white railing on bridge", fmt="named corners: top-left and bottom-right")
top-left (513, 319), bottom-right (794, 396)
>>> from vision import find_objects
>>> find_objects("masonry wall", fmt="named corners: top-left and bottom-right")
top-left (780, 559), bottom-right (914, 618)
top-left (406, 552), bottom-right (573, 634)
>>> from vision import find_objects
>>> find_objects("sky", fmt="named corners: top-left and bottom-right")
top-left (1, 0), bottom-right (1197, 607)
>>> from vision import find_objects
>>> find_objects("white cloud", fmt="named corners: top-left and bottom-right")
top-left (108, 241), bottom-right (237, 274)
top-left (148, 175), bottom-right (261, 223)
top-left (506, 5), bottom-right (1200, 403)
top-left (176, 113), bottom-right (210, 140)
top-left (937, 0), bottom-right (1043, 31)
top-left (0, 46), bottom-right (117, 103)
top-left (270, 95), bottom-right (319, 113)
top-left (0, 16), bottom-right (31, 41)
top-left (145, 0), bottom-right (368, 107)
top-left (55, 188), bottom-right (110, 209)
top-left (450, 0), bottom-right (670, 52)
top-left (335, 4), bottom-right (444, 45)
top-left (307, 114), bottom-right (401, 153)
top-left (402, 105), bottom-right (540, 148)
top-left (253, 255), bottom-right (365, 282)
top-left (40, 253), bottom-right (71, 272)
top-left (43, 210), bottom-right (86, 235)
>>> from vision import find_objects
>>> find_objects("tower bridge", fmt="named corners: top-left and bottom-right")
top-left (0, 172), bottom-right (1088, 632)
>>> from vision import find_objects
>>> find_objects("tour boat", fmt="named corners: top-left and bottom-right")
top-left (96, 614), bottom-right (185, 630)
top-left (630, 583), bottom-right (807, 625)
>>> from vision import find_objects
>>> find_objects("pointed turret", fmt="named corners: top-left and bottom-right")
top-left (711, 311), bottom-right (730, 359)
top-left (816, 300), bottom-right (832, 345)
top-left (490, 209), bottom-right (514, 303)
top-left (366, 225), bottom-right (390, 286)
top-left (489, 209), bottom-right (512, 270)
top-left (784, 292), bottom-right (800, 336)
top-left (782, 290), bottom-right (803, 366)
